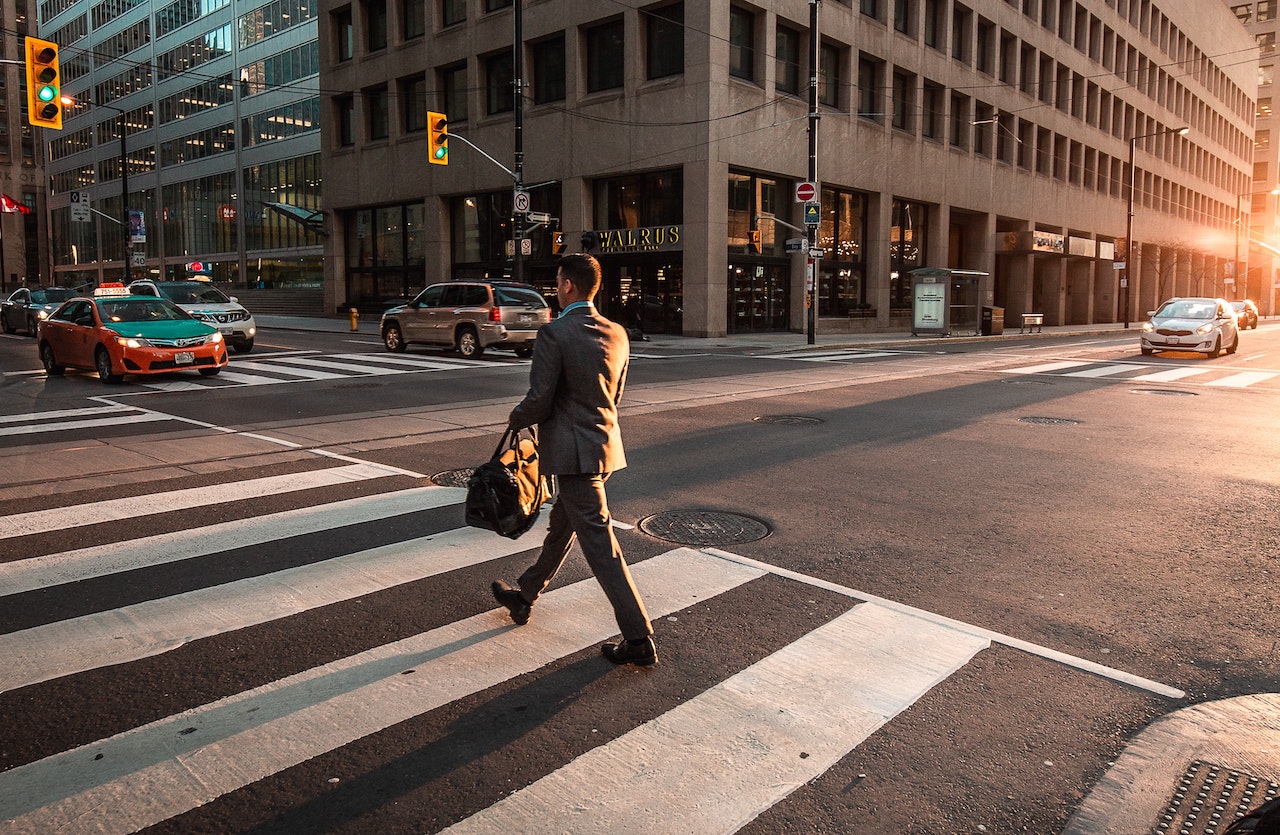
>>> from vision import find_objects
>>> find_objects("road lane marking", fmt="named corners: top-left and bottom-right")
top-left (998, 360), bottom-right (1093, 374)
top-left (0, 487), bottom-right (460, 597)
top-left (0, 463), bottom-right (404, 540)
top-left (702, 548), bottom-right (1184, 699)
top-left (1130, 367), bottom-right (1215, 382)
top-left (1063, 363), bottom-right (1146, 378)
top-left (1205, 371), bottom-right (1279, 387)
top-left (0, 549), bottom-right (763, 832)
top-left (259, 356), bottom-right (408, 374)
top-left (443, 602), bottom-right (987, 835)
top-left (328, 352), bottom-right (487, 369)
top-left (0, 412), bottom-right (172, 435)
top-left (0, 517), bottom-right (550, 693)
top-left (0, 405), bottom-right (136, 424)
top-left (767, 349), bottom-right (901, 361)
top-left (222, 359), bottom-right (346, 380)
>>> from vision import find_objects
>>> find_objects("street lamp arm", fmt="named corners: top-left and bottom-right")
top-left (756, 215), bottom-right (806, 234)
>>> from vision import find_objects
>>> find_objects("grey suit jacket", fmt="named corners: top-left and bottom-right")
top-left (508, 305), bottom-right (629, 475)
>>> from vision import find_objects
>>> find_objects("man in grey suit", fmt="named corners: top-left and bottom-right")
top-left (491, 254), bottom-right (656, 666)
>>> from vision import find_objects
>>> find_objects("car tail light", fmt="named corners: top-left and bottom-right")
top-left (489, 306), bottom-right (502, 323)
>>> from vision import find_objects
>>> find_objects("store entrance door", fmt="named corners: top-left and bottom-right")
top-left (728, 260), bottom-right (790, 332)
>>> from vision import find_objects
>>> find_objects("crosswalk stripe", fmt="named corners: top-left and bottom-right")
top-left (1130, 367), bottom-right (1215, 382)
top-left (225, 359), bottom-right (346, 380)
top-left (0, 516), bottom-right (547, 693)
top-left (1063, 363), bottom-right (1146, 378)
top-left (200, 368), bottom-right (279, 385)
top-left (1205, 371), bottom-right (1279, 387)
top-left (0, 411), bottom-right (172, 436)
top-left (0, 486), bottom-right (461, 597)
top-left (999, 360), bottom-right (1093, 374)
top-left (329, 352), bottom-right (482, 370)
top-left (0, 462), bottom-right (403, 540)
top-left (0, 405), bottom-right (135, 424)
top-left (444, 602), bottom-right (988, 835)
top-left (0, 548), bottom-right (764, 832)
top-left (261, 356), bottom-right (407, 374)
top-left (769, 349), bottom-right (900, 361)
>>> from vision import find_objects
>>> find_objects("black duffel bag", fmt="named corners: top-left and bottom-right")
top-left (465, 427), bottom-right (550, 539)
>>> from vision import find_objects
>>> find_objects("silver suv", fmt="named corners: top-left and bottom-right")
top-left (128, 280), bottom-right (257, 353)
top-left (380, 281), bottom-right (550, 358)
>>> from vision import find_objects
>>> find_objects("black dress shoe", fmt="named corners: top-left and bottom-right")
top-left (602, 636), bottom-right (658, 666)
top-left (491, 580), bottom-right (531, 625)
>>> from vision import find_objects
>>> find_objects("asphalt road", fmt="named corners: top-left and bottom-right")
top-left (2, 322), bottom-right (1279, 833)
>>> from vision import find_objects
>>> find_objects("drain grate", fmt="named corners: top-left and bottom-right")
top-left (431, 468), bottom-right (474, 488)
top-left (638, 510), bottom-right (771, 546)
top-left (1019, 416), bottom-right (1082, 426)
top-left (754, 415), bottom-right (825, 425)
top-left (1133, 388), bottom-right (1198, 397)
top-left (1154, 761), bottom-right (1279, 835)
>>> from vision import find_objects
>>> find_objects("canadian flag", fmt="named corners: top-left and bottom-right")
top-left (0, 194), bottom-right (31, 214)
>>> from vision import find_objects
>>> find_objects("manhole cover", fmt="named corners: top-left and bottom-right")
top-left (1133, 388), bottom-right (1198, 397)
top-left (754, 415), bottom-right (825, 425)
top-left (431, 468), bottom-right (474, 488)
top-left (1018, 416), bottom-right (1082, 426)
top-left (1155, 760), bottom-right (1279, 835)
top-left (638, 510), bottom-right (771, 546)
top-left (1001, 378), bottom-right (1053, 385)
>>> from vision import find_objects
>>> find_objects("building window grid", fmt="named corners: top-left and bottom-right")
top-left (646, 4), bottom-right (684, 80)
top-left (533, 35), bottom-right (566, 104)
top-left (586, 18), bottom-right (625, 92)
top-left (729, 7), bottom-right (755, 81)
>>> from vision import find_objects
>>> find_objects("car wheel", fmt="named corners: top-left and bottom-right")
top-left (39, 342), bottom-right (63, 376)
top-left (95, 347), bottom-right (124, 383)
top-left (514, 346), bottom-right (534, 358)
top-left (1141, 346), bottom-right (1154, 356)
top-left (383, 324), bottom-right (407, 353)
top-left (1205, 336), bottom-right (1221, 358)
top-left (1227, 332), bottom-right (1239, 354)
top-left (456, 326), bottom-right (484, 359)
top-left (232, 338), bottom-right (254, 354)
top-left (26, 317), bottom-right (38, 336)
top-left (1, 314), bottom-right (13, 335)
top-left (199, 367), bottom-right (221, 376)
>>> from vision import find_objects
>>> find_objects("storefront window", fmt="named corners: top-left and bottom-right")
top-left (345, 201), bottom-right (433, 305)
top-left (818, 187), bottom-right (868, 315)
top-left (890, 198), bottom-right (929, 311)
top-left (593, 169), bottom-right (682, 229)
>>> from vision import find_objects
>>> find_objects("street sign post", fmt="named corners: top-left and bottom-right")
top-left (803, 202), bottom-right (820, 226)
top-left (71, 190), bottom-right (90, 223)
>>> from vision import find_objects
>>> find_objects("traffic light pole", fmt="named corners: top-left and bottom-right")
top-left (512, 0), bottom-right (525, 285)
top-left (806, 0), bottom-right (821, 345)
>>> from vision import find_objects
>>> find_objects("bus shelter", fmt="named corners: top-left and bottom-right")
top-left (909, 268), bottom-right (989, 337)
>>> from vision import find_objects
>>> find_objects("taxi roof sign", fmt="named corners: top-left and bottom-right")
top-left (94, 282), bottom-right (130, 297)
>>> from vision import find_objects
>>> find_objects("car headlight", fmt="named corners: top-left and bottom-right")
top-left (117, 336), bottom-right (151, 348)
top-left (1141, 322), bottom-right (1154, 332)
top-left (208, 332), bottom-right (223, 344)
top-left (1195, 322), bottom-right (1213, 335)
top-left (37, 310), bottom-right (50, 320)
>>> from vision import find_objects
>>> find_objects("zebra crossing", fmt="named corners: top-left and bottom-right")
top-left (995, 358), bottom-right (1280, 388)
top-left (140, 350), bottom-right (510, 391)
top-left (0, 461), bottom-right (1180, 833)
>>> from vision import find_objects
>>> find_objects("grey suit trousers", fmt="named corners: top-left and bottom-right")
top-left (517, 473), bottom-right (652, 641)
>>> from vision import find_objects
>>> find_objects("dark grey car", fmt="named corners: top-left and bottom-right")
top-left (380, 281), bottom-right (551, 359)
top-left (1, 287), bottom-right (77, 336)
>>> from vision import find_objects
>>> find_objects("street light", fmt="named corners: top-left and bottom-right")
top-left (63, 94), bottom-right (132, 280)
top-left (1123, 125), bottom-right (1189, 328)
top-left (1234, 185), bottom-right (1280, 303)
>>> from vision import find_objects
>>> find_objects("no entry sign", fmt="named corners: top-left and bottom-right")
top-left (795, 181), bottom-right (817, 202)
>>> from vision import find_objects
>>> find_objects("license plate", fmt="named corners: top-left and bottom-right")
top-left (220, 327), bottom-right (233, 334)
top-left (520, 314), bottom-right (533, 323)
top-left (175, 351), bottom-right (195, 364)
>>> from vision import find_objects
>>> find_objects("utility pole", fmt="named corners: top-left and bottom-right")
top-left (512, 0), bottom-right (526, 285)
top-left (806, 0), bottom-right (821, 344)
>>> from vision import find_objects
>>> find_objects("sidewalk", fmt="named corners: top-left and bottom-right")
top-left (257, 312), bottom-right (1280, 833)
top-left (255, 312), bottom-right (1134, 353)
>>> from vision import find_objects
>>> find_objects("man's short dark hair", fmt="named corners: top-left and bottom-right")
top-left (559, 254), bottom-right (602, 299)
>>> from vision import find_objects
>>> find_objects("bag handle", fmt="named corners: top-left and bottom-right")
top-left (493, 425), bottom-right (537, 460)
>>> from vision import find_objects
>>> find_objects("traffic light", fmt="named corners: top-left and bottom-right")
top-left (24, 37), bottom-right (62, 130)
top-left (750, 229), bottom-right (761, 253)
top-left (428, 111), bottom-right (448, 165)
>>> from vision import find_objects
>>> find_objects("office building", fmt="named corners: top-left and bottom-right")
top-left (322, 0), bottom-right (1254, 337)
top-left (1, 0), bottom-right (50, 293)
top-left (1230, 0), bottom-right (1278, 313)
top-left (40, 0), bottom-right (324, 306)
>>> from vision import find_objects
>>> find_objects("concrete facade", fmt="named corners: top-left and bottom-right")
top-left (319, 0), bottom-right (1256, 337)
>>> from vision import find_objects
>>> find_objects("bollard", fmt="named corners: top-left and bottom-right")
top-left (349, 307), bottom-right (359, 331)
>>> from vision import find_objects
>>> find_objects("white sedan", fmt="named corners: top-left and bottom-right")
top-left (1140, 297), bottom-right (1239, 358)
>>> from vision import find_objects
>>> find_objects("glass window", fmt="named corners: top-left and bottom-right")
top-left (403, 76), bottom-right (427, 132)
top-left (819, 43), bottom-right (841, 108)
top-left (894, 0), bottom-right (911, 33)
top-left (335, 7), bottom-right (353, 61)
top-left (485, 0), bottom-right (512, 9)
top-left (924, 0), bottom-right (941, 48)
top-left (857, 55), bottom-right (880, 120)
top-left (729, 7), bottom-right (754, 81)
top-left (1260, 97), bottom-right (1273, 120)
top-left (336, 94), bottom-right (354, 145)
top-left (486, 52), bottom-right (514, 114)
top-left (1260, 32), bottom-right (1276, 57)
top-left (892, 70), bottom-right (914, 130)
top-left (776, 24), bottom-right (801, 95)
top-left (367, 86), bottom-right (389, 139)
top-left (440, 63), bottom-right (468, 123)
top-left (1261, 0), bottom-right (1276, 20)
top-left (647, 3), bottom-right (683, 80)
top-left (861, 0), bottom-right (879, 19)
top-left (442, 0), bottom-right (464, 27)
top-left (366, 0), bottom-right (387, 51)
top-left (594, 169), bottom-right (683, 228)
top-left (403, 0), bottom-right (425, 39)
top-left (922, 81), bottom-right (942, 139)
top-left (1232, 3), bottom-right (1252, 22)
top-left (953, 5), bottom-right (971, 63)
top-left (950, 92), bottom-right (969, 147)
top-left (586, 18), bottom-right (624, 92)
top-left (889, 199), bottom-right (927, 311)
top-left (533, 34), bottom-right (566, 103)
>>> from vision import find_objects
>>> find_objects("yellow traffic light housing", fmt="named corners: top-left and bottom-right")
top-left (750, 228), bottom-right (761, 253)
top-left (25, 37), bottom-right (62, 130)
top-left (428, 111), bottom-right (448, 165)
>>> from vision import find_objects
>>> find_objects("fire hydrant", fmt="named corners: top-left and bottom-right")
top-left (349, 307), bottom-right (359, 331)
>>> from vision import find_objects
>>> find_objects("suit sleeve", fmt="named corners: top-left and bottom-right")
top-left (508, 326), bottom-right (561, 429)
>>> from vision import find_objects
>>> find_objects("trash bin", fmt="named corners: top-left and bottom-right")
top-left (981, 306), bottom-right (1004, 335)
